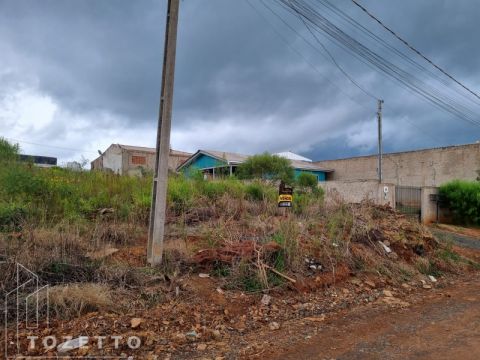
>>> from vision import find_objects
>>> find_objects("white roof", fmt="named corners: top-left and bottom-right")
top-left (275, 151), bottom-right (312, 162)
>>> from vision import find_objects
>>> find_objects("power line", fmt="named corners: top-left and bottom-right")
top-left (274, 0), bottom-right (480, 127)
top-left (351, 0), bottom-right (480, 102)
top-left (244, 0), bottom-right (373, 111)
top-left (247, 0), bottom-right (447, 145)
top-left (4, 137), bottom-right (98, 154)
top-left (298, 15), bottom-right (377, 100)
top-left (313, 0), bottom-right (480, 108)
top-left (257, 0), bottom-right (378, 100)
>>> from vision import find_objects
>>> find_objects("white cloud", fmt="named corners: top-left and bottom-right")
top-left (0, 85), bottom-right (158, 164)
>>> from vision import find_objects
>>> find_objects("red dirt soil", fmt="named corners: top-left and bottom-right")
top-left (265, 274), bottom-right (480, 360)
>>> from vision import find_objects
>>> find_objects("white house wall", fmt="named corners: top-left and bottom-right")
top-left (102, 145), bottom-right (123, 174)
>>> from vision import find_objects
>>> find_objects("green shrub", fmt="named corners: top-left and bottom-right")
top-left (245, 181), bottom-right (276, 202)
top-left (296, 172), bottom-right (317, 190)
top-left (0, 137), bottom-right (19, 163)
top-left (292, 192), bottom-right (310, 215)
top-left (222, 178), bottom-right (246, 199)
top-left (200, 181), bottom-right (228, 200)
top-left (245, 182), bottom-right (265, 201)
top-left (237, 153), bottom-right (295, 184)
top-left (0, 203), bottom-right (27, 231)
top-left (439, 180), bottom-right (480, 225)
top-left (167, 176), bottom-right (193, 213)
top-left (0, 165), bottom-right (50, 199)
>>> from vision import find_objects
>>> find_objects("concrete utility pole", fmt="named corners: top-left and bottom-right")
top-left (377, 99), bottom-right (384, 182)
top-left (148, 0), bottom-right (180, 266)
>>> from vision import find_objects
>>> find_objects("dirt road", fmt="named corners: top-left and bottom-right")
top-left (268, 275), bottom-right (480, 360)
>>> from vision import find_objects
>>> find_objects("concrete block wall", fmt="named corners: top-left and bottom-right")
top-left (314, 143), bottom-right (480, 187)
top-left (319, 181), bottom-right (451, 225)
top-left (421, 187), bottom-right (438, 224)
top-left (319, 180), bottom-right (395, 207)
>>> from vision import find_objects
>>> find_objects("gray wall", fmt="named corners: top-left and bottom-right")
top-left (319, 180), bottom-right (395, 207)
top-left (315, 143), bottom-right (480, 187)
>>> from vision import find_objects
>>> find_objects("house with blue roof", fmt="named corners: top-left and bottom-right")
top-left (176, 150), bottom-right (333, 182)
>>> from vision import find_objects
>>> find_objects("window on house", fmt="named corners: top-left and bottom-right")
top-left (131, 155), bottom-right (146, 165)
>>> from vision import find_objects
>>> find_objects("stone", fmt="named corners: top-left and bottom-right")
top-left (130, 318), bottom-right (143, 329)
top-left (199, 273), bottom-right (210, 278)
top-left (423, 284), bottom-right (432, 289)
top-left (197, 343), bottom-right (207, 351)
top-left (383, 290), bottom-right (394, 297)
top-left (269, 322), bottom-right (280, 331)
top-left (185, 330), bottom-right (198, 341)
top-left (428, 275), bottom-right (437, 283)
top-left (261, 294), bottom-right (272, 306)
top-left (378, 241), bottom-right (392, 254)
top-left (364, 280), bottom-right (376, 288)
top-left (174, 333), bottom-right (187, 344)
top-left (383, 297), bottom-right (410, 307)
top-left (350, 278), bottom-right (362, 286)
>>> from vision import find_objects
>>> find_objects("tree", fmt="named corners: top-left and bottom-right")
top-left (0, 137), bottom-right (19, 162)
top-left (296, 172), bottom-right (317, 190)
top-left (237, 153), bottom-right (295, 184)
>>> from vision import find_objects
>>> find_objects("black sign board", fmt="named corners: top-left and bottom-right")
top-left (278, 181), bottom-right (293, 207)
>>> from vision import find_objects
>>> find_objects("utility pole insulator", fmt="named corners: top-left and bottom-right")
top-left (148, 0), bottom-right (180, 266)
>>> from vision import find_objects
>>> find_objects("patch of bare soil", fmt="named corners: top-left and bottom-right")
top-left (5, 266), bottom-right (480, 359)
top-left (434, 223), bottom-right (480, 239)
top-left (110, 245), bottom-right (147, 267)
top-left (266, 273), bottom-right (480, 360)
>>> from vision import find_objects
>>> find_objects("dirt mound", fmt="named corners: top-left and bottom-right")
top-left (186, 202), bottom-right (442, 293)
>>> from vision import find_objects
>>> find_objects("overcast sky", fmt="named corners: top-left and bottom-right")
top-left (1, 0), bottom-right (479, 164)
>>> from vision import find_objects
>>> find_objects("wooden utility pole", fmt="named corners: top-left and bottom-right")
top-left (148, 0), bottom-right (180, 266)
top-left (377, 99), bottom-right (384, 182)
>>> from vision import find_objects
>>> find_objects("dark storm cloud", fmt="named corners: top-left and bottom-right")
top-left (0, 0), bottom-right (479, 161)
top-left (0, 0), bottom-right (166, 121)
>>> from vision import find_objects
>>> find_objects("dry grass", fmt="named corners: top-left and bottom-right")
top-left (2, 179), bottom-right (478, 315)
top-left (44, 283), bottom-right (113, 319)
top-left (189, 197), bottom-right (478, 291)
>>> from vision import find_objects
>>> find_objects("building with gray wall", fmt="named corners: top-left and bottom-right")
top-left (91, 144), bottom-right (191, 175)
top-left (314, 143), bottom-right (480, 187)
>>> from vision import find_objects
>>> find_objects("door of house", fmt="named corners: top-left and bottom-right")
top-left (395, 186), bottom-right (422, 221)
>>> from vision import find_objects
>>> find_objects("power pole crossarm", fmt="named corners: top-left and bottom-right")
top-left (148, 0), bottom-right (180, 266)
top-left (377, 99), bottom-right (384, 183)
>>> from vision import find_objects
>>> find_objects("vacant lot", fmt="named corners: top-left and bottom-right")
top-left (1, 162), bottom-right (479, 358)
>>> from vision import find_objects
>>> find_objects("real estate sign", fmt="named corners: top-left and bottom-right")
top-left (278, 182), bottom-right (293, 208)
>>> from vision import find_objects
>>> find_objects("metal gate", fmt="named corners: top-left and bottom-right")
top-left (395, 186), bottom-right (421, 221)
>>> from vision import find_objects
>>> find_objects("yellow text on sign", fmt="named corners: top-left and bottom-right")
top-left (278, 194), bottom-right (293, 202)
